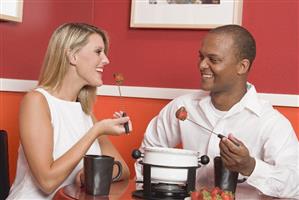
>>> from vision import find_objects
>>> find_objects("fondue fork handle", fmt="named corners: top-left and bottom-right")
top-left (122, 112), bottom-right (130, 134)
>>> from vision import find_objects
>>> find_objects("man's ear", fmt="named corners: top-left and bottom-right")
top-left (67, 49), bottom-right (77, 66)
top-left (237, 59), bottom-right (250, 75)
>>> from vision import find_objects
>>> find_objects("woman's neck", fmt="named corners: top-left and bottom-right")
top-left (51, 72), bottom-right (84, 102)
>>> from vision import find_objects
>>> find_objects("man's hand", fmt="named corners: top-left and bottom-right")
top-left (219, 134), bottom-right (256, 176)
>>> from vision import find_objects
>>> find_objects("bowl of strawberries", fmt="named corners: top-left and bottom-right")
top-left (191, 187), bottom-right (234, 200)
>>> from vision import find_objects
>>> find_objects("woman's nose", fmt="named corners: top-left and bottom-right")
top-left (101, 53), bottom-right (110, 65)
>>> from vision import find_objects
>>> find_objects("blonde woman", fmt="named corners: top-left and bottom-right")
top-left (8, 23), bottom-right (131, 199)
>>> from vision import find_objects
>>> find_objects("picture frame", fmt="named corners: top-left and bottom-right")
top-left (130, 0), bottom-right (243, 29)
top-left (0, 0), bottom-right (23, 22)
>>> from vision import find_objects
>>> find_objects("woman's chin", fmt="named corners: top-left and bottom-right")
top-left (87, 80), bottom-right (103, 87)
top-left (96, 82), bottom-right (103, 87)
top-left (94, 78), bottom-right (103, 86)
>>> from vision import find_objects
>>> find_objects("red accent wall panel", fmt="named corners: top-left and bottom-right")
top-left (0, 0), bottom-right (298, 94)
top-left (242, 0), bottom-right (299, 94)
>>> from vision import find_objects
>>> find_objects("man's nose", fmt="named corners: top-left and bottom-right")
top-left (199, 58), bottom-right (208, 69)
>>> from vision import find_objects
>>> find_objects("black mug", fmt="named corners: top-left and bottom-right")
top-left (84, 155), bottom-right (122, 196)
top-left (214, 156), bottom-right (239, 193)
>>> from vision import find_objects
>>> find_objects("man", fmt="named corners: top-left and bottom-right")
top-left (135, 25), bottom-right (299, 198)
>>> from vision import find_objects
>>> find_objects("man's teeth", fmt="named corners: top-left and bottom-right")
top-left (202, 74), bottom-right (213, 78)
top-left (96, 68), bottom-right (103, 72)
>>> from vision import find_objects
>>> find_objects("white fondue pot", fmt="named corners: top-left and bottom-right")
top-left (141, 147), bottom-right (206, 184)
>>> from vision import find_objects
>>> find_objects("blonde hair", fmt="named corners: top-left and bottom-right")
top-left (38, 23), bottom-right (109, 114)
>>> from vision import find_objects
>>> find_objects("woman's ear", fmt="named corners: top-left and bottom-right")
top-left (67, 49), bottom-right (77, 66)
top-left (237, 59), bottom-right (250, 75)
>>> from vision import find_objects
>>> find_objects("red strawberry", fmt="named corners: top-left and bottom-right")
top-left (211, 187), bottom-right (221, 196)
top-left (190, 191), bottom-right (200, 200)
top-left (113, 73), bottom-right (124, 84)
top-left (176, 106), bottom-right (188, 121)
top-left (221, 191), bottom-right (234, 200)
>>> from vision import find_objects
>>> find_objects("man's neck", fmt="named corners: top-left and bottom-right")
top-left (210, 85), bottom-right (247, 111)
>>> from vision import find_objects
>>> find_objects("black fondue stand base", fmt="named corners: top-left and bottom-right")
top-left (132, 162), bottom-right (197, 200)
top-left (132, 189), bottom-right (189, 200)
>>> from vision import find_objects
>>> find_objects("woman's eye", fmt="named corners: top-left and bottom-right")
top-left (96, 49), bottom-right (102, 55)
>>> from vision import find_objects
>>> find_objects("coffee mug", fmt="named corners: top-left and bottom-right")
top-left (214, 156), bottom-right (239, 193)
top-left (84, 155), bottom-right (122, 196)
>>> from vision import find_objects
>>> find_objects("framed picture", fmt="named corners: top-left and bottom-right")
top-left (0, 0), bottom-right (23, 22)
top-left (130, 0), bottom-right (243, 29)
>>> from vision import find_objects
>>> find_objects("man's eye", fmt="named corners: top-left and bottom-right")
top-left (209, 58), bottom-right (218, 63)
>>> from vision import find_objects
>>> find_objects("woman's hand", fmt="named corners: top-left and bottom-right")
top-left (75, 169), bottom-right (84, 188)
top-left (113, 111), bottom-right (133, 132)
top-left (93, 111), bottom-right (132, 137)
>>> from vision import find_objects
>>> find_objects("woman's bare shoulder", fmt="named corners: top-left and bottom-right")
top-left (24, 89), bottom-right (45, 100)
top-left (21, 90), bottom-right (49, 113)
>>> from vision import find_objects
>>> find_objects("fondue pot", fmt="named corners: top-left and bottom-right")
top-left (132, 147), bottom-right (209, 184)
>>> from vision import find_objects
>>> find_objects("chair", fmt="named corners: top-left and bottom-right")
top-left (0, 130), bottom-right (10, 199)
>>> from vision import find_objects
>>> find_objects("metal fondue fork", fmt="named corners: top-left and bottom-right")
top-left (114, 73), bottom-right (130, 134)
top-left (186, 118), bottom-right (240, 146)
top-left (186, 118), bottom-right (225, 139)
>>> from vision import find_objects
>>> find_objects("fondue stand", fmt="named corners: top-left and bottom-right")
top-left (132, 148), bottom-right (210, 200)
top-left (133, 162), bottom-right (199, 199)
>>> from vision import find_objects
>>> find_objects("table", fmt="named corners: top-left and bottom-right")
top-left (53, 179), bottom-right (280, 200)
top-left (53, 180), bottom-right (132, 200)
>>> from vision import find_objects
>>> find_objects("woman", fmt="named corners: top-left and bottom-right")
top-left (7, 23), bottom-right (131, 199)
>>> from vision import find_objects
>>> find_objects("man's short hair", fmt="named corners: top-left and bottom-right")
top-left (210, 24), bottom-right (256, 67)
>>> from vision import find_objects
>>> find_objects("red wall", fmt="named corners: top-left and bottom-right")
top-left (1, 0), bottom-right (298, 94)
top-left (0, 1), bottom-right (93, 79)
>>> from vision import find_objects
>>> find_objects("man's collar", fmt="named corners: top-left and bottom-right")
top-left (235, 83), bottom-right (262, 116)
top-left (198, 83), bottom-right (262, 117)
